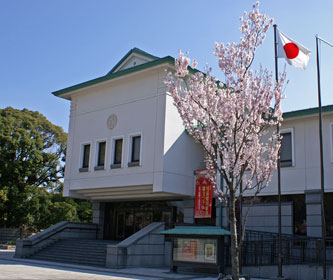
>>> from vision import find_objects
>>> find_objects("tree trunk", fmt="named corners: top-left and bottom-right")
top-left (229, 190), bottom-right (240, 280)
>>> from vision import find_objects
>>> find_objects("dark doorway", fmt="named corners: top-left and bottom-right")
top-left (104, 201), bottom-right (182, 240)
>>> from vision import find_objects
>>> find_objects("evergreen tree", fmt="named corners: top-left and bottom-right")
top-left (0, 107), bottom-right (92, 231)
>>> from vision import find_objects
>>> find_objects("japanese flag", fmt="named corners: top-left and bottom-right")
top-left (277, 30), bottom-right (311, 69)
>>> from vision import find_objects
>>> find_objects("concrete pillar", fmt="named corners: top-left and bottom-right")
top-left (305, 190), bottom-right (322, 237)
top-left (92, 202), bottom-right (105, 239)
top-left (215, 200), bottom-right (229, 228)
top-left (215, 199), bottom-right (227, 227)
top-left (183, 198), bottom-right (195, 223)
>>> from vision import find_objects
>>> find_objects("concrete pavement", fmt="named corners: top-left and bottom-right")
top-left (0, 250), bottom-right (269, 280)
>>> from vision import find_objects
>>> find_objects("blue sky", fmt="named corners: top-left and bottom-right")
top-left (1, 0), bottom-right (333, 131)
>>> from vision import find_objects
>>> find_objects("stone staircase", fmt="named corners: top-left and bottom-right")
top-left (30, 239), bottom-right (118, 267)
top-left (16, 222), bottom-right (169, 269)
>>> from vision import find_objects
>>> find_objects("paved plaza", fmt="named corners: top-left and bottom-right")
top-left (0, 250), bottom-right (218, 280)
top-left (0, 250), bottom-right (268, 280)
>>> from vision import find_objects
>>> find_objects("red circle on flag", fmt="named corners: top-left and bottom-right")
top-left (283, 43), bottom-right (299, 59)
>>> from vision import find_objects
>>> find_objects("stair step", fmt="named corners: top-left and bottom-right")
top-left (60, 239), bottom-right (116, 244)
top-left (33, 252), bottom-right (106, 260)
top-left (40, 248), bottom-right (106, 255)
top-left (56, 240), bottom-right (109, 243)
top-left (31, 253), bottom-right (106, 261)
top-left (31, 256), bottom-right (106, 264)
top-left (31, 256), bottom-right (105, 266)
top-left (45, 245), bottom-right (107, 252)
top-left (28, 239), bottom-right (115, 267)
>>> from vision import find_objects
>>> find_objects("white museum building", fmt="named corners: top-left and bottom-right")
top-left (53, 48), bottom-right (333, 240)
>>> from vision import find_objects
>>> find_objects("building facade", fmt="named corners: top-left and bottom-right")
top-left (53, 48), bottom-right (206, 240)
top-left (54, 48), bottom-right (333, 240)
top-left (240, 107), bottom-right (333, 237)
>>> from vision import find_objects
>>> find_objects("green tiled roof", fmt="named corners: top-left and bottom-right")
top-left (283, 104), bottom-right (333, 119)
top-left (52, 47), bottom-right (201, 98)
top-left (52, 47), bottom-right (333, 119)
top-left (161, 226), bottom-right (230, 236)
top-left (52, 55), bottom-right (174, 97)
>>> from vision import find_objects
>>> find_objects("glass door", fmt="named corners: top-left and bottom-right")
top-left (115, 212), bottom-right (125, 239)
top-left (134, 212), bottom-right (152, 232)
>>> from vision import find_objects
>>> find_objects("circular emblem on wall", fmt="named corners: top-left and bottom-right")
top-left (107, 114), bottom-right (117, 130)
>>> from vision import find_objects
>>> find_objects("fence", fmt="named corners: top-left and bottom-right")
top-left (0, 228), bottom-right (33, 243)
top-left (225, 229), bottom-right (333, 266)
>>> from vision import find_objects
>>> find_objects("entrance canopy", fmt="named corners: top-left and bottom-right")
top-left (71, 185), bottom-right (186, 201)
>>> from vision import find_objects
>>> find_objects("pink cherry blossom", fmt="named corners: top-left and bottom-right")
top-left (165, 2), bottom-right (286, 279)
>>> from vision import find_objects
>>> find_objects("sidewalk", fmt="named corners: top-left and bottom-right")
top-left (0, 250), bottom-right (269, 280)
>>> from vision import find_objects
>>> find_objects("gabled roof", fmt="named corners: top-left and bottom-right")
top-left (52, 47), bottom-right (333, 119)
top-left (53, 48), bottom-right (174, 99)
top-left (107, 47), bottom-right (160, 74)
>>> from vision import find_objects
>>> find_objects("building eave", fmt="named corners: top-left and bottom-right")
top-left (283, 104), bottom-right (333, 120)
top-left (70, 185), bottom-right (188, 201)
top-left (52, 56), bottom-right (175, 99)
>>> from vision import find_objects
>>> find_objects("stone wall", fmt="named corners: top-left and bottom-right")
top-left (183, 198), bottom-right (195, 223)
top-left (305, 189), bottom-right (322, 237)
top-left (15, 222), bottom-right (98, 258)
top-left (107, 222), bottom-right (171, 268)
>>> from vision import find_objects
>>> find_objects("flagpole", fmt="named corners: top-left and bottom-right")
top-left (239, 180), bottom-right (243, 274)
top-left (273, 24), bottom-right (283, 279)
top-left (316, 34), bottom-right (327, 280)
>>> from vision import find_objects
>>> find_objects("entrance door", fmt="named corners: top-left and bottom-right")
top-left (104, 201), bottom-right (179, 240)
top-left (134, 212), bottom-right (152, 232)
top-left (115, 212), bottom-right (125, 239)
top-left (124, 213), bottom-right (134, 237)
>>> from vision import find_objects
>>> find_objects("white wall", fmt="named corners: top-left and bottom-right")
top-left (64, 60), bottom-right (333, 200)
top-left (160, 92), bottom-right (205, 196)
top-left (258, 113), bottom-right (333, 196)
top-left (63, 66), bottom-right (205, 199)
top-left (63, 69), bottom-right (165, 196)
top-left (243, 202), bottom-right (293, 234)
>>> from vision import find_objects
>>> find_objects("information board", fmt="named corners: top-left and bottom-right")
top-left (173, 237), bottom-right (217, 264)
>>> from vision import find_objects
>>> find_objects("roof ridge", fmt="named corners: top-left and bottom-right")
top-left (107, 47), bottom-right (160, 75)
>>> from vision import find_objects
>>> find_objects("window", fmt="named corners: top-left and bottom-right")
top-left (111, 138), bottom-right (123, 169)
top-left (128, 135), bottom-right (141, 167)
top-left (114, 139), bottom-right (123, 164)
top-left (80, 144), bottom-right (90, 171)
top-left (280, 131), bottom-right (293, 167)
top-left (95, 141), bottom-right (106, 170)
top-left (131, 136), bottom-right (141, 162)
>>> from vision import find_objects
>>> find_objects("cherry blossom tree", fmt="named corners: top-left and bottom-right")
top-left (165, 2), bottom-right (286, 279)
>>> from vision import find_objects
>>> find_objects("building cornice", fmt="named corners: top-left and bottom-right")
top-left (283, 105), bottom-right (333, 119)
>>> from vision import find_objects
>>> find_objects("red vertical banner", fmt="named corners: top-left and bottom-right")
top-left (194, 170), bottom-right (213, 218)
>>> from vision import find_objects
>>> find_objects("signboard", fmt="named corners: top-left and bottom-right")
top-left (173, 237), bottom-right (217, 264)
top-left (194, 170), bottom-right (213, 218)
top-left (204, 242), bottom-right (216, 261)
top-left (181, 240), bottom-right (197, 260)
